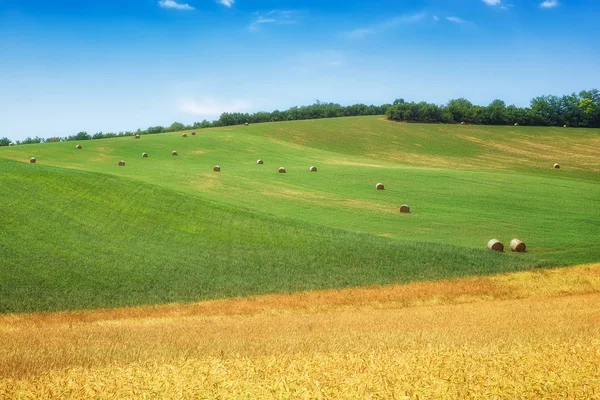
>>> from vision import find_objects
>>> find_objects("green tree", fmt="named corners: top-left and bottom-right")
top-left (446, 98), bottom-right (473, 123)
top-left (167, 122), bottom-right (186, 132)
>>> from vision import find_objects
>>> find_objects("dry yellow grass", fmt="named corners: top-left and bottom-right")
top-left (1, 264), bottom-right (600, 399)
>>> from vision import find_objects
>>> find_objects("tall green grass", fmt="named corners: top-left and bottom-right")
top-left (1, 116), bottom-right (598, 313)
top-left (0, 159), bottom-right (535, 313)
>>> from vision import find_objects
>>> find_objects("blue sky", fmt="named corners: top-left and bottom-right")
top-left (1, 0), bottom-right (599, 140)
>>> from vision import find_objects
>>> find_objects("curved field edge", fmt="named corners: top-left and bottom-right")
top-left (1, 121), bottom-right (599, 267)
top-left (1, 264), bottom-right (599, 398)
top-left (0, 159), bottom-right (538, 314)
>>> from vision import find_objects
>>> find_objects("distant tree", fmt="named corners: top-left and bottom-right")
top-left (167, 122), bottom-right (185, 132)
top-left (0, 137), bottom-right (10, 146)
top-left (487, 99), bottom-right (507, 125)
top-left (446, 98), bottom-right (473, 123)
top-left (67, 131), bottom-right (91, 141)
top-left (20, 136), bottom-right (44, 144)
top-left (146, 126), bottom-right (166, 134)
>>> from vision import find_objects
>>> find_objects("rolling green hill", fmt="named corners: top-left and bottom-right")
top-left (1, 116), bottom-right (598, 313)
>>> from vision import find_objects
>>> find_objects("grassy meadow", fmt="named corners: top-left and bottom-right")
top-left (1, 116), bottom-right (599, 313)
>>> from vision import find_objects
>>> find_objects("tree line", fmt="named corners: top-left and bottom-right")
top-left (1, 90), bottom-right (598, 147)
top-left (387, 90), bottom-right (600, 127)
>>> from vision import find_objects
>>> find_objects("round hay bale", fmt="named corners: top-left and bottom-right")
top-left (142, 152), bottom-right (148, 158)
top-left (76, 145), bottom-right (82, 149)
top-left (172, 151), bottom-right (178, 156)
top-left (134, 134), bottom-right (140, 139)
top-left (29, 157), bottom-right (36, 164)
top-left (514, 123), bottom-right (519, 126)
top-left (487, 239), bottom-right (504, 252)
top-left (309, 166), bottom-right (317, 172)
top-left (510, 239), bottom-right (526, 252)
top-left (563, 125), bottom-right (568, 128)
top-left (213, 165), bottom-right (220, 172)
top-left (257, 159), bottom-right (264, 164)
top-left (376, 183), bottom-right (384, 190)
top-left (460, 121), bottom-right (465, 125)
top-left (554, 163), bottom-right (560, 169)
top-left (8, 143), bottom-right (13, 146)
top-left (278, 167), bottom-right (286, 173)
top-left (182, 133), bottom-right (187, 137)
top-left (244, 122), bottom-right (249, 126)
top-left (118, 160), bottom-right (125, 166)
top-left (399, 204), bottom-right (410, 213)
top-left (191, 131), bottom-right (196, 136)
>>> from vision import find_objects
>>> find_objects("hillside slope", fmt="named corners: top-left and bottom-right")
top-left (1, 116), bottom-right (598, 266)
top-left (0, 158), bottom-right (530, 313)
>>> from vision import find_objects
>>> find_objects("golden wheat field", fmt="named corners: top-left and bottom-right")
top-left (1, 264), bottom-right (600, 399)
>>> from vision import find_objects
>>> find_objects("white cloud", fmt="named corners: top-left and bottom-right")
top-left (433, 15), bottom-right (440, 21)
top-left (446, 16), bottom-right (466, 24)
top-left (218, 0), bottom-right (234, 7)
top-left (158, 0), bottom-right (194, 11)
top-left (540, 0), bottom-right (559, 8)
top-left (178, 97), bottom-right (251, 116)
top-left (343, 28), bottom-right (375, 39)
top-left (387, 12), bottom-right (427, 25)
top-left (482, 0), bottom-right (502, 5)
top-left (342, 12), bottom-right (427, 39)
top-left (249, 10), bottom-right (299, 32)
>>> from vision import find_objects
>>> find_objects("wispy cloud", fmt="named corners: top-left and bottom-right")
top-left (482, 0), bottom-right (502, 5)
top-left (178, 97), bottom-right (251, 116)
top-left (344, 28), bottom-right (375, 39)
top-left (342, 12), bottom-right (427, 39)
top-left (433, 15), bottom-right (440, 22)
top-left (158, 0), bottom-right (194, 11)
top-left (446, 16), bottom-right (466, 24)
top-left (286, 50), bottom-right (346, 74)
top-left (385, 12), bottom-right (427, 26)
top-left (218, 0), bottom-right (234, 8)
top-left (540, 0), bottom-right (559, 8)
top-left (249, 10), bottom-right (300, 32)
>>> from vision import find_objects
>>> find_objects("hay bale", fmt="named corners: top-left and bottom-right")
top-left (244, 122), bottom-right (249, 126)
top-left (376, 183), bottom-right (384, 190)
top-left (563, 125), bottom-right (568, 128)
top-left (554, 163), bottom-right (560, 169)
top-left (213, 165), bottom-right (221, 172)
top-left (487, 239), bottom-right (504, 252)
top-left (8, 143), bottom-right (13, 146)
top-left (510, 239), bottom-right (526, 252)
top-left (29, 157), bottom-right (36, 164)
top-left (514, 123), bottom-right (519, 126)
top-left (191, 131), bottom-right (196, 136)
top-left (172, 151), bottom-right (178, 156)
top-left (257, 159), bottom-right (264, 164)
top-left (134, 134), bottom-right (140, 139)
top-left (182, 133), bottom-right (187, 137)
top-left (76, 145), bottom-right (82, 149)
top-left (399, 204), bottom-right (410, 213)
top-left (278, 167), bottom-right (286, 173)
top-left (142, 152), bottom-right (148, 158)
top-left (460, 121), bottom-right (465, 125)
top-left (118, 160), bottom-right (125, 166)
top-left (310, 166), bottom-right (317, 172)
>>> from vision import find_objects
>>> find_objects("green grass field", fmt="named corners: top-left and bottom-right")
top-left (1, 116), bottom-right (598, 313)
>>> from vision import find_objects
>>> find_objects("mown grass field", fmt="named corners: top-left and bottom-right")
top-left (0, 116), bottom-right (599, 313)
top-left (1, 263), bottom-right (599, 398)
